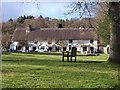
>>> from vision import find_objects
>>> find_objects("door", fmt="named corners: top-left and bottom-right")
top-left (90, 47), bottom-right (94, 53)
top-left (33, 47), bottom-right (36, 51)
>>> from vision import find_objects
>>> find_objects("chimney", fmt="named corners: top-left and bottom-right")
top-left (26, 24), bottom-right (32, 32)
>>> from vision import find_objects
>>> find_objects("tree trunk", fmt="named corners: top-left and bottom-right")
top-left (108, 2), bottom-right (120, 64)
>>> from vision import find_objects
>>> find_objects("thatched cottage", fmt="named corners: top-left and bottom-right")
top-left (10, 25), bottom-right (98, 54)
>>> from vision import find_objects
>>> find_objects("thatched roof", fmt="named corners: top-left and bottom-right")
top-left (12, 28), bottom-right (97, 41)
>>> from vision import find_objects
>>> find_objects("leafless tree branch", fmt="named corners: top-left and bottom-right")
top-left (65, 0), bottom-right (102, 28)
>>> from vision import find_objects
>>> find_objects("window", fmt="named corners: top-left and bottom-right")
top-left (16, 46), bottom-right (21, 50)
top-left (26, 47), bottom-right (29, 50)
top-left (69, 45), bottom-right (71, 51)
top-left (48, 47), bottom-right (52, 51)
top-left (63, 47), bottom-right (67, 51)
top-left (83, 47), bottom-right (87, 51)
top-left (90, 40), bottom-right (93, 43)
top-left (33, 47), bottom-right (36, 51)
top-left (48, 40), bottom-right (52, 44)
top-left (40, 46), bottom-right (45, 50)
top-left (35, 41), bottom-right (38, 44)
top-left (48, 42), bottom-right (52, 44)
top-left (69, 40), bottom-right (73, 43)
top-left (90, 47), bottom-right (94, 53)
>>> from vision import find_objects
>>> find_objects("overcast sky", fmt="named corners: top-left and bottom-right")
top-left (2, 2), bottom-right (81, 22)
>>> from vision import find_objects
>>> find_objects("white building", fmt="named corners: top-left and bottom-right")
top-left (10, 26), bottom-right (98, 54)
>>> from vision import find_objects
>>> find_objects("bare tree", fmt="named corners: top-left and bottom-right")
top-left (94, 4), bottom-right (110, 45)
top-left (2, 33), bottom-right (12, 50)
top-left (66, 0), bottom-right (120, 64)
top-left (65, 0), bottom-right (97, 28)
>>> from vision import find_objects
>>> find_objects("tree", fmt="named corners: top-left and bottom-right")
top-left (2, 33), bottom-right (12, 49)
top-left (2, 21), bottom-right (16, 34)
top-left (26, 15), bottom-right (35, 19)
top-left (58, 19), bottom-right (65, 28)
top-left (58, 24), bottom-right (63, 28)
top-left (49, 19), bottom-right (59, 28)
top-left (94, 3), bottom-right (110, 46)
top-left (39, 15), bottom-right (43, 18)
top-left (96, 16), bottom-right (110, 45)
top-left (108, 2), bottom-right (120, 63)
top-left (17, 16), bottom-right (25, 23)
top-left (67, 1), bottom-right (120, 64)
top-left (9, 18), bottom-right (13, 22)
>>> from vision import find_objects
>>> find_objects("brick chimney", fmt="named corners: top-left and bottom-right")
top-left (26, 24), bottom-right (32, 32)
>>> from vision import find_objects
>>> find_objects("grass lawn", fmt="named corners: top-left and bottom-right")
top-left (2, 52), bottom-right (119, 88)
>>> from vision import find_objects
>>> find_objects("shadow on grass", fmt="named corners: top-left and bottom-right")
top-left (112, 84), bottom-right (120, 89)
top-left (3, 59), bottom-right (106, 63)
top-left (3, 52), bottom-right (62, 55)
top-left (77, 61), bottom-right (105, 63)
top-left (2, 52), bottom-right (100, 56)
top-left (3, 58), bottom-right (107, 69)
top-left (2, 52), bottom-right (11, 55)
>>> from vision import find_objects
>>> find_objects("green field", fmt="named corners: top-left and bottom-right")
top-left (2, 52), bottom-right (119, 88)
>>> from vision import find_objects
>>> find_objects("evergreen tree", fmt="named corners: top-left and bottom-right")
top-left (8, 18), bottom-right (13, 22)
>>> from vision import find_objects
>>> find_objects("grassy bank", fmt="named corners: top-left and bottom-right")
top-left (2, 52), bottom-right (119, 88)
